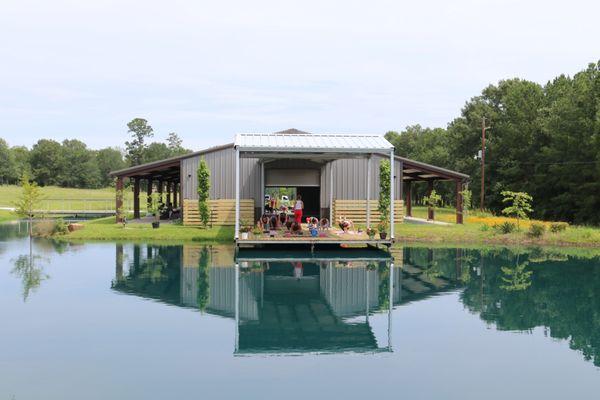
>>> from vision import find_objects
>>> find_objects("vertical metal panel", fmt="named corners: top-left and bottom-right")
top-left (181, 147), bottom-right (261, 204)
top-left (320, 265), bottom-right (378, 317)
top-left (320, 156), bottom-right (402, 208)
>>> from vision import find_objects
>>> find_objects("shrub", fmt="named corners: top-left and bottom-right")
top-left (527, 222), bottom-right (546, 238)
top-left (549, 222), bottom-right (569, 233)
top-left (493, 221), bottom-right (517, 234)
top-left (52, 218), bottom-right (69, 235)
top-left (479, 224), bottom-right (490, 232)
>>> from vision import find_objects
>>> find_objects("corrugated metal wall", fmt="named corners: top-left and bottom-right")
top-left (181, 147), bottom-right (402, 211)
top-left (320, 265), bottom-right (379, 317)
top-left (181, 147), bottom-right (261, 201)
top-left (320, 155), bottom-right (403, 208)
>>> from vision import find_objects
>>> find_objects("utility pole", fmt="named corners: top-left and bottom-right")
top-left (480, 116), bottom-right (490, 211)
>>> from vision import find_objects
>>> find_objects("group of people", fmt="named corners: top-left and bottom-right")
top-left (257, 194), bottom-right (356, 234)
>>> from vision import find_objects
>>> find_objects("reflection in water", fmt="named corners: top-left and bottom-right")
top-left (113, 245), bottom-right (398, 355)
top-left (109, 243), bottom-right (600, 365)
top-left (11, 238), bottom-right (48, 302)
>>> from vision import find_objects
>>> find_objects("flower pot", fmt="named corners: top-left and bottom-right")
top-left (379, 232), bottom-right (387, 240)
top-left (152, 221), bottom-right (160, 229)
top-left (310, 228), bottom-right (318, 237)
top-left (241, 232), bottom-right (249, 240)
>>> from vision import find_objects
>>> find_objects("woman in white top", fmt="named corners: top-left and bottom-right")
top-left (293, 194), bottom-right (304, 223)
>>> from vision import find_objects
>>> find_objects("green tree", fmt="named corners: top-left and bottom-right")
top-left (423, 189), bottom-right (442, 220)
top-left (10, 145), bottom-right (30, 182)
top-left (125, 118), bottom-right (154, 166)
top-left (501, 190), bottom-right (533, 230)
top-left (144, 142), bottom-right (172, 163)
top-left (59, 139), bottom-right (101, 188)
top-left (167, 132), bottom-right (189, 156)
top-left (13, 173), bottom-right (44, 236)
top-left (29, 139), bottom-right (63, 186)
top-left (197, 158), bottom-right (211, 228)
top-left (0, 138), bottom-right (15, 184)
top-left (378, 159), bottom-right (391, 232)
top-left (96, 147), bottom-right (125, 186)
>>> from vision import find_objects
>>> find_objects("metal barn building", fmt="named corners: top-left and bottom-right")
top-left (110, 129), bottom-right (469, 244)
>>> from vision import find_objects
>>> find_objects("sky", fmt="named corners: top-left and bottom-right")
top-left (1, 0), bottom-right (599, 151)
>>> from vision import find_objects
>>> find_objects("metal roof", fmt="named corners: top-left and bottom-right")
top-left (235, 133), bottom-right (394, 153)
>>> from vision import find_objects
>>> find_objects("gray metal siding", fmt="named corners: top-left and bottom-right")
top-left (320, 155), bottom-right (402, 208)
top-left (181, 147), bottom-right (261, 203)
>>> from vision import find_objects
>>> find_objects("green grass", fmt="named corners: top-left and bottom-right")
top-left (64, 219), bottom-right (234, 243)
top-left (0, 185), bottom-right (147, 212)
top-left (0, 209), bottom-right (16, 223)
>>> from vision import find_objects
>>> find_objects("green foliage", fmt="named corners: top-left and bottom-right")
top-left (148, 192), bottom-right (162, 222)
top-left (550, 222), bottom-right (569, 233)
top-left (197, 158), bottom-right (211, 228)
top-left (423, 189), bottom-right (442, 218)
top-left (528, 222), bottom-right (546, 238)
top-left (378, 159), bottom-right (391, 227)
top-left (501, 190), bottom-right (533, 229)
top-left (493, 221), bottom-right (517, 234)
top-left (13, 174), bottom-right (44, 236)
top-left (386, 61), bottom-right (600, 225)
top-left (52, 218), bottom-right (69, 236)
top-left (96, 147), bottom-right (126, 186)
top-left (461, 188), bottom-right (472, 213)
top-left (29, 139), bottom-right (63, 186)
top-left (125, 118), bottom-right (154, 166)
top-left (11, 253), bottom-right (48, 302)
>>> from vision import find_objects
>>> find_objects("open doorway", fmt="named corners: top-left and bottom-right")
top-left (296, 187), bottom-right (320, 219)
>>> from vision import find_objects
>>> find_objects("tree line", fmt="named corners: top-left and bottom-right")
top-left (0, 118), bottom-right (190, 188)
top-left (386, 61), bottom-right (600, 225)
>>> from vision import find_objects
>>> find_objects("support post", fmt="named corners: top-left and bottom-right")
top-left (406, 181), bottom-right (412, 217)
top-left (329, 162), bottom-right (334, 224)
top-left (260, 162), bottom-right (265, 216)
top-left (147, 179), bottom-right (153, 211)
top-left (366, 156), bottom-right (371, 228)
top-left (133, 177), bottom-right (140, 219)
top-left (234, 146), bottom-right (240, 240)
top-left (173, 183), bottom-right (178, 208)
top-left (388, 261), bottom-right (394, 351)
top-left (427, 181), bottom-right (434, 220)
top-left (158, 180), bottom-right (163, 205)
top-left (390, 150), bottom-right (395, 240)
top-left (166, 182), bottom-right (172, 207)
top-left (115, 176), bottom-right (124, 223)
top-left (456, 180), bottom-right (464, 224)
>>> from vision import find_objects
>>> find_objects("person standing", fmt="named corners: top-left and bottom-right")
top-left (293, 194), bottom-right (304, 223)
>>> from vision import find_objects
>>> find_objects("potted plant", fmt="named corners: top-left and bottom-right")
top-left (378, 219), bottom-right (388, 240)
top-left (366, 227), bottom-right (377, 240)
top-left (148, 193), bottom-right (161, 229)
top-left (239, 220), bottom-right (251, 239)
top-left (252, 226), bottom-right (262, 237)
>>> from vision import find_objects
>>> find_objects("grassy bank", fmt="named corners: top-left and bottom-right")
top-left (0, 210), bottom-right (16, 223)
top-left (64, 217), bottom-right (233, 243)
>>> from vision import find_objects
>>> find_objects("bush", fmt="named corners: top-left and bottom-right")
top-left (479, 224), bottom-right (490, 232)
top-left (493, 221), bottom-right (517, 234)
top-left (549, 222), bottom-right (569, 233)
top-left (528, 222), bottom-right (546, 238)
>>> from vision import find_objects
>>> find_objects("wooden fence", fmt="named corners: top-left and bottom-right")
top-left (332, 199), bottom-right (404, 225)
top-left (183, 199), bottom-right (254, 226)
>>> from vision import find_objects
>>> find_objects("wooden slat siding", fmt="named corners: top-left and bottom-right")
top-left (333, 200), bottom-right (404, 224)
top-left (183, 199), bottom-right (254, 226)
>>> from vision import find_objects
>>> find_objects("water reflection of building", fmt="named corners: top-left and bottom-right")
top-left (111, 245), bottom-right (469, 355)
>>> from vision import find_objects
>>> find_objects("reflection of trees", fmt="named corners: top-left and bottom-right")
top-left (500, 261), bottom-right (532, 292)
top-left (461, 251), bottom-right (600, 367)
top-left (11, 239), bottom-right (48, 302)
top-left (197, 246), bottom-right (209, 312)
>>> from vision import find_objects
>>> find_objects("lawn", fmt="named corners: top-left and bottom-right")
top-left (0, 185), bottom-right (146, 212)
top-left (63, 216), bottom-right (234, 243)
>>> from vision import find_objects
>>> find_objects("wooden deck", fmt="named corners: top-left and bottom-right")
top-left (237, 227), bottom-right (393, 248)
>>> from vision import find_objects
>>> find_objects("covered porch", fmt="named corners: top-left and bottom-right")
top-left (234, 133), bottom-right (397, 247)
top-left (110, 157), bottom-right (182, 222)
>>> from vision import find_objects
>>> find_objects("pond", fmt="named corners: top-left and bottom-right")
top-left (1, 222), bottom-right (600, 399)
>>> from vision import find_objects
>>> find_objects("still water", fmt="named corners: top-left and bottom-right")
top-left (1, 222), bottom-right (600, 399)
